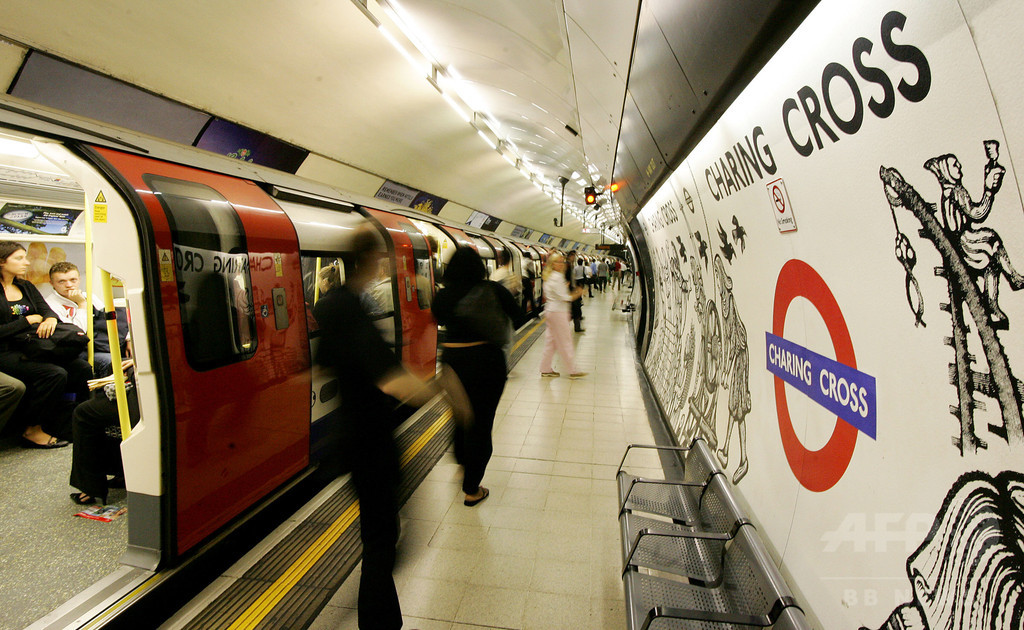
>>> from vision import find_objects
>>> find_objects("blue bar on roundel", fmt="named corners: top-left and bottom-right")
top-left (765, 332), bottom-right (877, 439)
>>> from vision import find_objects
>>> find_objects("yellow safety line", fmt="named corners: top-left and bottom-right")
top-left (400, 408), bottom-right (451, 467)
top-left (511, 319), bottom-right (544, 355)
top-left (222, 321), bottom-right (545, 628)
top-left (226, 408), bottom-right (453, 629)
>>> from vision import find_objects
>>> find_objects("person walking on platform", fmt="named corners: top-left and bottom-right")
top-left (539, 252), bottom-right (586, 378)
top-left (597, 258), bottom-right (609, 292)
top-left (433, 247), bottom-right (521, 507)
top-left (570, 257), bottom-right (587, 330)
top-left (313, 226), bottom-right (438, 630)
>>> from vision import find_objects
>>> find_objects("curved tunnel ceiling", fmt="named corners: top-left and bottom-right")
top-left (0, 0), bottom-right (816, 242)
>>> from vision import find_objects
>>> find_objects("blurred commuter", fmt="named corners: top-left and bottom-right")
top-left (539, 252), bottom-right (586, 378)
top-left (611, 259), bottom-right (622, 290)
top-left (46, 262), bottom-right (129, 377)
top-left (69, 360), bottom-right (138, 505)
top-left (490, 249), bottom-right (522, 301)
top-left (432, 247), bottom-right (520, 507)
top-left (0, 242), bottom-right (91, 448)
top-left (313, 226), bottom-right (437, 630)
top-left (597, 258), bottom-right (609, 292)
top-left (521, 267), bottom-right (535, 315)
top-left (571, 258), bottom-right (587, 329)
top-left (0, 371), bottom-right (25, 435)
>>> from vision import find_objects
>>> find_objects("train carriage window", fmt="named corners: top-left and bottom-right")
top-left (300, 252), bottom-right (397, 347)
top-left (144, 175), bottom-right (258, 370)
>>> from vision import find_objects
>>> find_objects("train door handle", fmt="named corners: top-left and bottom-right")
top-left (272, 287), bottom-right (289, 330)
top-left (405, 277), bottom-right (412, 302)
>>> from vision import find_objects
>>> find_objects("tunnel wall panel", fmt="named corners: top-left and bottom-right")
top-left (629, 0), bottom-right (1024, 627)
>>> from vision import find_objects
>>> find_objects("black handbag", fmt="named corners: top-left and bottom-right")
top-left (16, 322), bottom-right (90, 362)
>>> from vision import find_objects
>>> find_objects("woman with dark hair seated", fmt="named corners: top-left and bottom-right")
top-left (0, 242), bottom-right (92, 448)
top-left (432, 247), bottom-right (521, 507)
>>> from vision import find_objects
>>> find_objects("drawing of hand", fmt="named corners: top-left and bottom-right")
top-left (984, 163), bottom-right (1004, 193)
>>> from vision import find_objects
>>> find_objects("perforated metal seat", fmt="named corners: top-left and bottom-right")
top-left (620, 475), bottom-right (749, 576)
top-left (616, 439), bottom-right (723, 521)
top-left (623, 526), bottom-right (809, 630)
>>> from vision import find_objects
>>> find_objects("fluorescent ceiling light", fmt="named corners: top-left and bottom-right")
top-left (0, 138), bottom-right (39, 158)
top-left (379, 25), bottom-right (431, 77)
top-left (476, 128), bottom-right (497, 149)
top-left (441, 93), bottom-right (471, 122)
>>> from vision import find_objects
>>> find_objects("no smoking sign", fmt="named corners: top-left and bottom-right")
top-left (766, 177), bottom-right (797, 233)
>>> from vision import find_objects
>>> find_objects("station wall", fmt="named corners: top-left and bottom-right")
top-left (628, 0), bottom-right (1023, 627)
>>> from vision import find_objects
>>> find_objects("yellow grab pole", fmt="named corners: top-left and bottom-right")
top-left (85, 193), bottom-right (94, 367)
top-left (313, 257), bottom-right (322, 304)
top-left (101, 270), bottom-right (131, 439)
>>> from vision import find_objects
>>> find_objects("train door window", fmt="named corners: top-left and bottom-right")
top-left (410, 219), bottom-right (451, 285)
top-left (397, 221), bottom-right (432, 309)
top-left (143, 174), bottom-right (257, 370)
top-left (299, 255), bottom-right (344, 333)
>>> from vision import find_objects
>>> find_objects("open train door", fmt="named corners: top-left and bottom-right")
top-left (365, 209), bottom-right (437, 379)
top-left (91, 147), bottom-right (311, 558)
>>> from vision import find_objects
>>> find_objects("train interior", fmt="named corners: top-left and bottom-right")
top-left (0, 131), bottom-right (146, 624)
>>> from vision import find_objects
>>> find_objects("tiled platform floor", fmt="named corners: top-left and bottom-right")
top-left (312, 286), bottom-right (662, 629)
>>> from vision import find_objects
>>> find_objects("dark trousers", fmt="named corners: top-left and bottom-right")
top-left (70, 388), bottom-right (139, 500)
top-left (443, 344), bottom-right (507, 494)
top-left (342, 410), bottom-right (402, 630)
top-left (571, 298), bottom-right (584, 331)
top-left (0, 351), bottom-right (91, 436)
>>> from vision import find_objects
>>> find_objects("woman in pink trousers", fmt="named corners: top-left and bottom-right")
top-left (539, 252), bottom-right (587, 379)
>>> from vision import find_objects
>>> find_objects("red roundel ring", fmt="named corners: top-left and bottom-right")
top-left (773, 259), bottom-right (858, 492)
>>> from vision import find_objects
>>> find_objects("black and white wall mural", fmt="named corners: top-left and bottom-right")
top-left (630, 0), bottom-right (1023, 626)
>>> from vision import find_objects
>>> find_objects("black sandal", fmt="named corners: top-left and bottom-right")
top-left (70, 492), bottom-right (104, 505)
top-left (464, 487), bottom-right (489, 507)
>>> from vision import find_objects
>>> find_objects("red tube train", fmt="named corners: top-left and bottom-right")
top-left (0, 95), bottom-right (570, 617)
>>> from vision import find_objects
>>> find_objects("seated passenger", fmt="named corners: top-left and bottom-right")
top-left (69, 360), bottom-right (138, 505)
top-left (46, 262), bottom-right (129, 377)
top-left (318, 263), bottom-right (342, 297)
top-left (0, 242), bottom-right (92, 448)
top-left (0, 371), bottom-right (25, 436)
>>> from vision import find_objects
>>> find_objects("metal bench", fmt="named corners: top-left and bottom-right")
top-left (616, 439), bottom-right (723, 522)
top-left (623, 525), bottom-right (808, 629)
top-left (620, 474), bottom-right (749, 582)
top-left (616, 439), bottom-right (810, 629)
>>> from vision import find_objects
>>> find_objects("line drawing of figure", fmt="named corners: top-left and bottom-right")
top-left (924, 142), bottom-right (1023, 328)
top-left (712, 255), bottom-right (751, 483)
top-left (667, 240), bottom-right (693, 435)
top-left (685, 244), bottom-right (722, 447)
top-left (880, 139), bottom-right (1024, 452)
top-left (864, 470), bottom-right (1024, 630)
top-left (644, 245), bottom-right (668, 384)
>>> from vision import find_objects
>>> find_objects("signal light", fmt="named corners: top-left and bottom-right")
top-left (609, 182), bottom-right (620, 193)
top-left (584, 186), bottom-right (597, 204)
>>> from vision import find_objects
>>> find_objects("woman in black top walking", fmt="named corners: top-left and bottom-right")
top-left (432, 247), bottom-right (521, 506)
